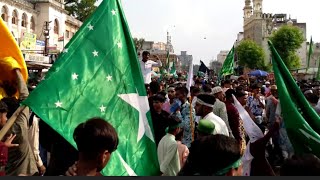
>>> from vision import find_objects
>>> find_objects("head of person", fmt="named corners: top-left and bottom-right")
top-left (191, 86), bottom-right (201, 97)
top-left (225, 89), bottom-right (236, 103)
top-left (167, 115), bottom-right (182, 136)
top-left (181, 134), bottom-right (242, 176)
top-left (265, 81), bottom-right (270, 88)
top-left (175, 128), bottom-right (184, 142)
top-left (1, 97), bottom-right (20, 119)
top-left (304, 90), bottom-right (319, 105)
top-left (235, 90), bottom-right (247, 106)
top-left (196, 119), bottom-right (215, 139)
top-left (270, 85), bottom-right (278, 97)
top-left (195, 80), bottom-right (202, 89)
top-left (175, 86), bottom-right (189, 102)
top-left (152, 94), bottom-right (166, 113)
top-left (232, 80), bottom-right (239, 88)
top-left (0, 100), bottom-right (8, 129)
top-left (280, 154), bottom-right (320, 176)
top-left (203, 84), bottom-right (212, 94)
top-left (224, 80), bottom-right (231, 89)
top-left (142, 51), bottom-right (150, 61)
top-left (73, 118), bottom-right (119, 172)
top-left (250, 84), bottom-right (261, 95)
top-left (212, 86), bottom-right (225, 102)
top-left (149, 81), bottom-right (160, 95)
top-left (195, 94), bottom-right (215, 117)
top-left (167, 86), bottom-right (176, 100)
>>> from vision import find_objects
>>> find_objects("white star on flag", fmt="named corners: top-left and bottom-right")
top-left (63, 48), bottom-right (68, 53)
top-left (92, 50), bottom-right (99, 57)
top-left (106, 75), bottom-right (112, 81)
top-left (117, 152), bottom-right (137, 176)
top-left (55, 101), bottom-right (62, 108)
top-left (72, 73), bottom-right (78, 80)
top-left (99, 105), bottom-right (106, 113)
top-left (88, 24), bottom-right (94, 30)
top-left (118, 93), bottom-right (154, 143)
top-left (111, 9), bottom-right (116, 15)
top-left (117, 42), bottom-right (122, 48)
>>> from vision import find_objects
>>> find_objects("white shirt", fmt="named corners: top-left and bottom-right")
top-left (203, 112), bottom-right (229, 136)
top-left (28, 116), bottom-right (43, 167)
top-left (140, 60), bottom-right (162, 84)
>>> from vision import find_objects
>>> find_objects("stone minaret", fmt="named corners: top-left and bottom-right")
top-left (243, 0), bottom-right (253, 22)
top-left (253, 0), bottom-right (263, 16)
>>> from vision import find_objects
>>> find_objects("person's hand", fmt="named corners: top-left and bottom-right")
top-left (153, 55), bottom-right (160, 60)
top-left (38, 165), bottom-right (46, 176)
top-left (65, 161), bottom-right (78, 176)
top-left (4, 134), bottom-right (19, 148)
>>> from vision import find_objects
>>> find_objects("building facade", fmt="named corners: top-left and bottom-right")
top-left (243, 0), bottom-right (308, 68)
top-left (0, 0), bottom-right (82, 56)
top-left (217, 50), bottom-right (229, 64)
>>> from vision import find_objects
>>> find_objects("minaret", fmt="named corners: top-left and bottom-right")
top-left (243, 0), bottom-right (253, 22)
top-left (253, 0), bottom-right (263, 16)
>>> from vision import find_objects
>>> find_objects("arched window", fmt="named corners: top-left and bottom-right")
top-left (30, 16), bottom-right (35, 31)
top-left (12, 10), bottom-right (18, 25)
top-left (1, 6), bottom-right (8, 22)
top-left (54, 19), bottom-right (59, 34)
top-left (21, 13), bottom-right (27, 27)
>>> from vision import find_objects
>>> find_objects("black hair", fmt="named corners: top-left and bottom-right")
top-left (158, 90), bottom-right (167, 97)
top-left (1, 97), bottom-right (19, 118)
top-left (142, 51), bottom-right (150, 56)
top-left (203, 84), bottom-right (212, 93)
top-left (280, 154), bottom-right (320, 176)
top-left (250, 83), bottom-right (260, 90)
top-left (153, 94), bottom-right (166, 103)
top-left (73, 117), bottom-right (119, 161)
top-left (224, 80), bottom-right (231, 84)
top-left (168, 115), bottom-right (181, 133)
top-left (175, 128), bottom-right (184, 141)
top-left (195, 80), bottom-right (202, 85)
top-left (196, 94), bottom-right (216, 107)
top-left (175, 86), bottom-right (189, 96)
top-left (2, 81), bottom-right (18, 97)
top-left (305, 93), bottom-right (319, 104)
top-left (0, 100), bottom-right (8, 114)
top-left (225, 89), bottom-right (236, 99)
top-left (149, 81), bottom-right (160, 94)
top-left (191, 86), bottom-right (201, 94)
top-left (178, 134), bottom-right (241, 176)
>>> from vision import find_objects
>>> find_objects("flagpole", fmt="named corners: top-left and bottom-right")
top-left (189, 96), bottom-right (194, 142)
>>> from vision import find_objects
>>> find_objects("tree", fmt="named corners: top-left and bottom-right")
top-left (65, 0), bottom-right (98, 22)
top-left (270, 25), bottom-right (304, 69)
top-left (236, 40), bottom-right (269, 71)
top-left (133, 38), bottom-right (145, 52)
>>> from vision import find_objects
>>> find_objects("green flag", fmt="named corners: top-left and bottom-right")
top-left (219, 46), bottom-right (234, 77)
top-left (317, 57), bottom-right (320, 80)
top-left (166, 50), bottom-right (170, 71)
top-left (268, 40), bottom-right (320, 157)
top-left (23, 0), bottom-right (159, 176)
top-left (170, 60), bottom-right (176, 75)
top-left (307, 36), bottom-right (314, 70)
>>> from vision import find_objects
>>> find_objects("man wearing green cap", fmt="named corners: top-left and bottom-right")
top-left (196, 119), bottom-right (215, 139)
top-left (157, 115), bottom-right (182, 176)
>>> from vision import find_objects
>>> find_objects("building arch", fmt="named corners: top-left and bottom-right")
top-left (21, 13), bottom-right (28, 27)
top-left (1, 5), bottom-right (8, 22)
top-left (54, 18), bottom-right (59, 34)
top-left (12, 9), bottom-right (19, 25)
top-left (30, 16), bottom-right (35, 31)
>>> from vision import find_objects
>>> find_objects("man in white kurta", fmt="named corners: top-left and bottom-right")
top-left (139, 51), bottom-right (162, 85)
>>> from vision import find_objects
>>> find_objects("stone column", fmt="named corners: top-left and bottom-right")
top-left (16, 18), bottom-right (21, 43)
top-left (7, 15), bottom-right (12, 32)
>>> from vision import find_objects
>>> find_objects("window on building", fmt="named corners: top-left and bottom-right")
top-left (1, 6), bottom-right (8, 22)
top-left (54, 19), bottom-right (59, 34)
top-left (70, 32), bottom-right (74, 37)
top-left (12, 10), bottom-right (18, 25)
top-left (66, 30), bottom-right (69, 38)
top-left (21, 13), bottom-right (27, 27)
top-left (30, 16), bottom-right (35, 31)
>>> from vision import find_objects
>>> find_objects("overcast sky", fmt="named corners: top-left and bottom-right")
top-left (97, 0), bottom-right (319, 65)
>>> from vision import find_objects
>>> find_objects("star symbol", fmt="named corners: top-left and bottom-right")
top-left (63, 48), bottom-right (68, 53)
top-left (88, 24), bottom-right (94, 30)
top-left (99, 105), bottom-right (106, 113)
top-left (92, 50), bottom-right (99, 57)
top-left (118, 93), bottom-right (154, 143)
top-left (117, 42), bottom-right (122, 48)
top-left (111, 9), bottom-right (116, 15)
top-left (106, 75), bottom-right (112, 81)
top-left (72, 73), bottom-right (78, 80)
top-left (116, 152), bottom-right (137, 176)
top-left (55, 101), bottom-right (62, 108)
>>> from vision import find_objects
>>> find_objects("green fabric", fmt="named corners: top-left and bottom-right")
top-left (307, 36), bottom-right (314, 70)
top-left (268, 40), bottom-right (320, 157)
top-left (214, 159), bottom-right (242, 176)
top-left (170, 60), bottom-right (177, 76)
top-left (197, 119), bottom-right (215, 134)
top-left (219, 46), bottom-right (234, 77)
top-left (166, 50), bottom-right (170, 72)
top-left (22, 0), bottom-right (159, 176)
top-left (316, 57), bottom-right (320, 80)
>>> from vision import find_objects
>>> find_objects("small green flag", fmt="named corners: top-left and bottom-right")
top-left (23, 0), bottom-right (159, 176)
top-left (170, 60), bottom-right (176, 75)
top-left (219, 46), bottom-right (234, 77)
top-left (317, 57), bottom-right (320, 80)
top-left (307, 36), bottom-right (314, 70)
top-left (268, 40), bottom-right (320, 157)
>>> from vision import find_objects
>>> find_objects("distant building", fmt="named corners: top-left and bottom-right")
top-left (217, 50), bottom-right (229, 64)
top-left (243, 0), bottom-right (307, 67)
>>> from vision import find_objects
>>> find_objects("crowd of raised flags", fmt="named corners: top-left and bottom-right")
top-left (1, 0), bottom-right (320, 176)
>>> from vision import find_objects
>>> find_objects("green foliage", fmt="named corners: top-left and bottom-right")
top-left (133, 38), bottom-right (145, 51)
top-left (65, 0), bottom-right (98, 22)
top-left (270, 25), bottom-right (304, 69)
top-left (236, 40), bottom-right (267, 70)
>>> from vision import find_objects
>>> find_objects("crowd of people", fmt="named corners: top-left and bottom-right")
top-left (1, 50), bottom-right (320, 176)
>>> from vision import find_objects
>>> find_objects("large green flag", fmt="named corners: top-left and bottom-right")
top-left (307, 36), bottom-right (314, 70)
top-left (219, 46), bottom-right (234, 77)
top-left (268, 40), bottom-right (320, 157)
top-left (23, 0), bottom-right (159, 176)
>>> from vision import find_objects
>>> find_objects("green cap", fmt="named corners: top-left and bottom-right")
top-left (197, 119), bottom-right (215, 134)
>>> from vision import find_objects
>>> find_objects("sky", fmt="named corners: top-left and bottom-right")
top-left (96, 0), bottom-right (320, 65)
